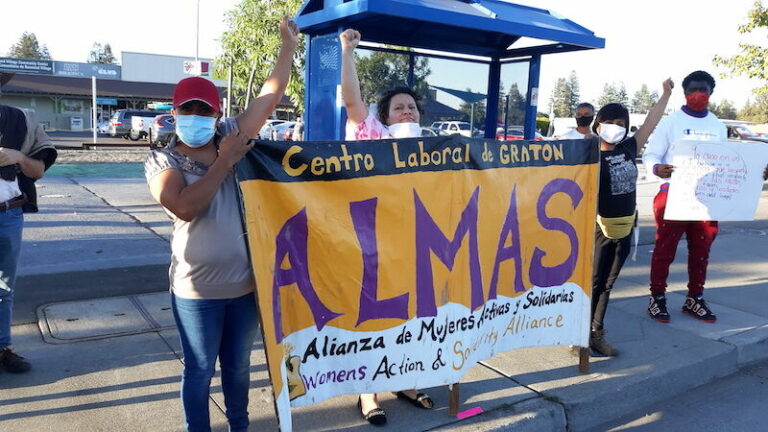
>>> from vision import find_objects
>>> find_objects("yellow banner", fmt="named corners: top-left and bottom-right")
top-left (236, 135), bottom-right (599, 430)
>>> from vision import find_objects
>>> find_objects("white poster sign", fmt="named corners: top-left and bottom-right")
top-left (665, 140), bottom-right (768, 221)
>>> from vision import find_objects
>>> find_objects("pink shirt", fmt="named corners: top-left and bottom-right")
top-left (345, 112), bottom-right (391, 140)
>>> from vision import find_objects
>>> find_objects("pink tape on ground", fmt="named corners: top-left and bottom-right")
top-left (456, 407), bottom-right (484, 419)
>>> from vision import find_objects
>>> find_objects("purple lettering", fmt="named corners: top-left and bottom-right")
top-left (414, 187), bottom-right (483, 317)
top-left (529, 179), bottom-right (582, 287)
top-left (272, 208), bottom-right (343, 343)
top-left (489, 186), bottom-right (525, 298)
top-left (351, 198), bottom-right (409, 325)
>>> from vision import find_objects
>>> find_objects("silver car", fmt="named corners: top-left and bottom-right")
top-left (259, 119), bottom-right (287, 139)
top-left (108, 109), bottom-right (165, 139)
top-left (149, 115), bottom-right (175, 148)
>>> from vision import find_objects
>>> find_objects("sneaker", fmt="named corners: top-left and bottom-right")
top-left (682, 295), bottom-right (717, 323)
top-left (590, 329), bottom-right (619, 357)
top-left (648, 294), bottom-right (670, 322)
top-left (0, 347), bottom-right (31, 373)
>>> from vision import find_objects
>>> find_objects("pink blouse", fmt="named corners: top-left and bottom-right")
top-left (345, 112), bottom-right (391, 140)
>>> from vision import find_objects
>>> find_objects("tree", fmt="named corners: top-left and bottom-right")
top-left (597, 82), bottom-right (629, 108)
top-left (549, 71), bottom-right (580, 117)
top-left (217, 0), bottom-right (305, 113)
top-left (550, 77), bottom-right (570, 117)
top-left (505, 83), bottom-right (526, 125)
top-left (355, 50), bottom-right (431, 104)
top-left (566, 70), bottom-right (581, 113)
top-left (713, 1), bottom-right (768, 95)
top-left (709, 99), bottom-right (738, 119)
top-left (630, 84), bottom-right (658, 113)
top-left (8, 32), bottom-right (51, 59)
top-left (738, 94), bottom-right (768, 123)
top-left (88, 42), bottom-right (117, 64)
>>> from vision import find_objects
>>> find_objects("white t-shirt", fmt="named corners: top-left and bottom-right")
top-left (642, 110), bottom-right (727, 184)
top-left (559, 128), bottom-right (586, 140)
top-left (0, 179), bottom-right (22, 202)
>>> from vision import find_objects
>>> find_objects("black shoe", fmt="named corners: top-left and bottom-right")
top-left (394, 391), bottom-right (434, 409)
top-left (358, 397), bottom-right (387, 426)
top-left (682, 295), bottom-right (717, 322)
top-left (0, 347), bottom-right (31, 373)
top-left (648, 294), bottom-right (670, 322)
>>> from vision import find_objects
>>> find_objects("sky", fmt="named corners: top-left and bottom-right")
top-left (1, 0), bottom-right (765, 111)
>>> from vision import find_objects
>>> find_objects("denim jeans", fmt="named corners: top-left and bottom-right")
top-left (0, 207), bottom-right (24, 349)
top-left (172, 292), bottom-right (260, 432)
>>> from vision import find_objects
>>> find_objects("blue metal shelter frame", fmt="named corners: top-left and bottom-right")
top-left (295, 0), bottom-right (604, 141)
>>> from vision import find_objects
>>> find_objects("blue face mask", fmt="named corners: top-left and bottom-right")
top-left (175, 115), bottom-right (217, 147)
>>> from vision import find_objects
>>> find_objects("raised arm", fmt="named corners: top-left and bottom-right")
top-left (633, 78), bottom-right (673, 152)
top-left (235, 17), bottom-right (300, 138)
top-left (340, 29), bottom-right (369, 125)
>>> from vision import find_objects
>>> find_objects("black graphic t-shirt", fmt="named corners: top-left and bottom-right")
top-left (598, 136), bottom-right (638, 218)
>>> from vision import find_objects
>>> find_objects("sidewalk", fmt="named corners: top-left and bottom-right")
top-left (1, 173), bottom-right (767, 432)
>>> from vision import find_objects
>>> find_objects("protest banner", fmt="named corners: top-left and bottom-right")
top-left (665, 140), bottom-right (768, 221)
top-left (236, 135), bottom-right (599, 430)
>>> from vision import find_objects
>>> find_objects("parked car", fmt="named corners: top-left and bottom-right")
top-left (430, 121), bottom-right (447, 130)
top-left (259, 119), bottom-right (287, 139)
top-left (148, 115), bottom-right (175, 148)
top-left (726, 124), bottom-right (768, 143)
top-left (271, 121), bottom-right (296, 140)
top-left (495, 127), bottom-right (544, 141)
top-left (109, 109), bottom-right (165, 139)
top-left (441, 121), bottom-right (473, 137)
top-left (97, 120), bottom-right (110, 134)
top-left (421, 127), bottom-right (449, 137)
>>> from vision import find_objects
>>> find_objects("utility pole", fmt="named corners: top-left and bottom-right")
top-left (195, 0), bottom-right (200, 62)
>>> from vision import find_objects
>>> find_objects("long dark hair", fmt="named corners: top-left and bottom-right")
top-left (376, 86), bottom-right (424, 126)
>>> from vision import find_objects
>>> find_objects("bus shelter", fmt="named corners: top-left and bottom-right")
top-left (295, 0), bottom-right (604, 141)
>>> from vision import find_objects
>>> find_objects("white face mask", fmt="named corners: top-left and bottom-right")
top-left (388, 122), bottom-right (422, 138)
top-left (598, 123), bottom-right (626, 144)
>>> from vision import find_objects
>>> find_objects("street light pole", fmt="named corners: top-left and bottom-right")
top-left (195, 0), bottom-right (200, 62)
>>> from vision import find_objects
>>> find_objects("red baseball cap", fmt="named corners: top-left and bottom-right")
top-left (172, 77), bottom-right (221, 112)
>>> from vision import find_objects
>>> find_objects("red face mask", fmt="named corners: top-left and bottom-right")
top-left (685, 91), bottom-right (710, 111)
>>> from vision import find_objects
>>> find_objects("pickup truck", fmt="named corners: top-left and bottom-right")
top-left (130, 114), bottom-right (161, 141)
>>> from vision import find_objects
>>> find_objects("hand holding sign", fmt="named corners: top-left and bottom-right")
top-left (665, 140), bottom-right (768, 221)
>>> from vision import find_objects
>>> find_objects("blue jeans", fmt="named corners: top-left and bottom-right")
top-left (0, 207), bottom-right (24, 349)
top-left (172, 293), bottom-right (260, 432)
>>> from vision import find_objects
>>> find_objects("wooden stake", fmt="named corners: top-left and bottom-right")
top-left (578, 347), bottom-right (590, 374)
top-left (448, 383), bottom-right (460, 416)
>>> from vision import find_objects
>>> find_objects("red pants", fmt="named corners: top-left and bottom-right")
top-left (650, 189), bottom-right (718, 296)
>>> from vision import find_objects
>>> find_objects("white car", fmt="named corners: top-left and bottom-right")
top-left (442, 121), bottom-right (473, 137)
top-left (259, 119), bottom-right (287, 139)
top-left (97, 120), bottom-right (110, 134)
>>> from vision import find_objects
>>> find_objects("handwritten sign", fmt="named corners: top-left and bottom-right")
top-left (235, 136), bottom-right (599, 431)
top-left (665, 140), bottom-right (768, 221)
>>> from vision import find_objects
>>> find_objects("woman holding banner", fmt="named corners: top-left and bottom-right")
top-left (144, 18), bottom-right (299, 432)
top-left (340, 28), bottom-right (434, 426)
top-left (587, 78), bottom-right (673, 357)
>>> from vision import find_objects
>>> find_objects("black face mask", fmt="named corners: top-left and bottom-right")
top-left (576, 116), bottom-right (594, 127)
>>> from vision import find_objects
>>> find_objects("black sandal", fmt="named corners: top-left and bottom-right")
top-left (358, 397), bottom-right (387, 426)
top-left (395, 391), bottom-right (434, 409)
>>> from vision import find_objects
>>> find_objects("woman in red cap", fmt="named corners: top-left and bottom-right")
top-left (144, 17), bottom-right (299, 432)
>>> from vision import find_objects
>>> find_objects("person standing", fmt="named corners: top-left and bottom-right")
top-left (145, 18), bottom-right (298, 432)
top-left (340, 28), bottom-right (434, 426)
top-left (559, 102), bottom-right (596, 139)
top-left (588, 79), bottom-right (673, 356)
top-left (642, 70), bottom-right (726, 323)
top-left (293, 116), bottom-right (304, 141)
top-left (0, 105), bottom-right (57, 373)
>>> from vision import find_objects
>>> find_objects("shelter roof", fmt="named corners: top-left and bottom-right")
top-left (296, 0), bottom-right (604, 58)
